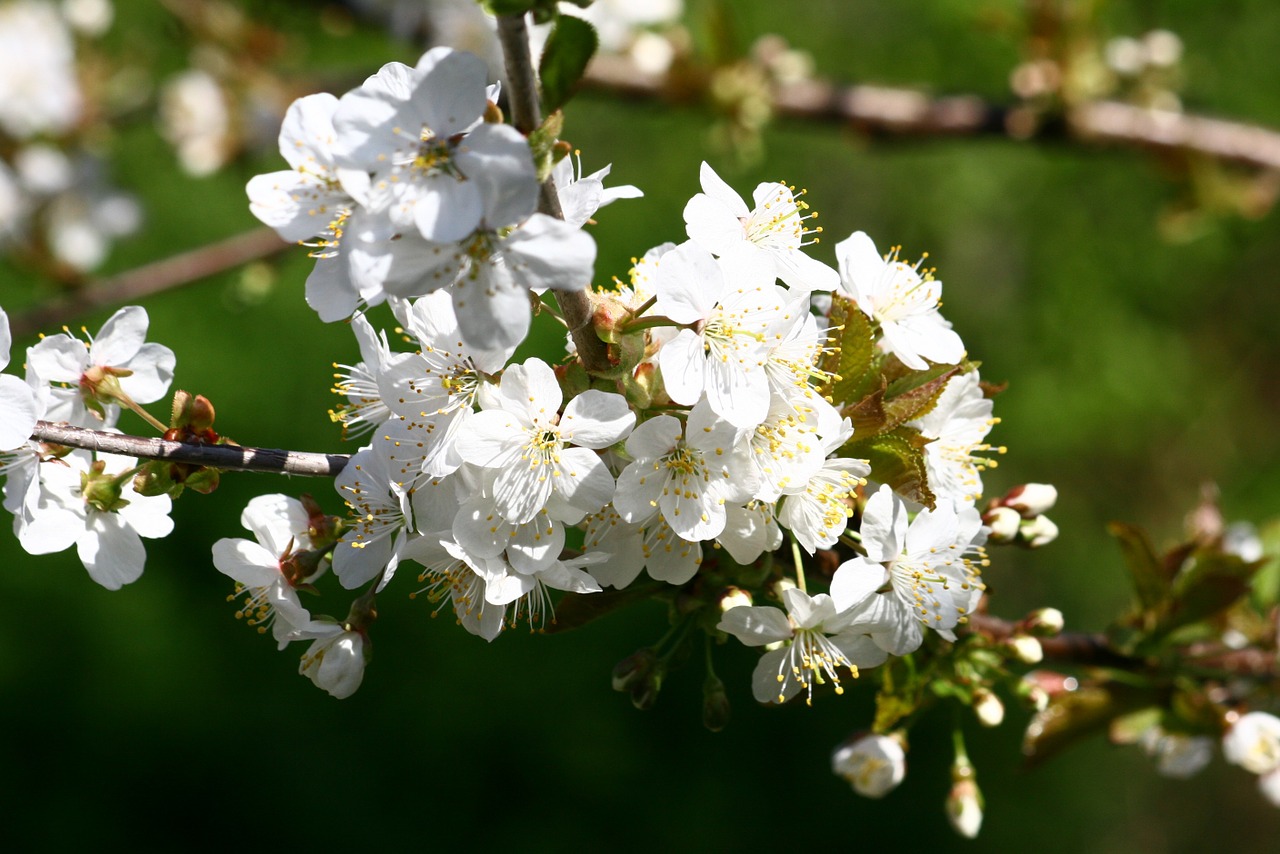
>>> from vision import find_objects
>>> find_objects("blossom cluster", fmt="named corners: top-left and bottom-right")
top-left (231, 45), bottom-right (1008, 704)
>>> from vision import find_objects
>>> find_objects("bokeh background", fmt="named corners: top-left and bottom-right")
top-left (1, 0), bottom-right (1278, 849)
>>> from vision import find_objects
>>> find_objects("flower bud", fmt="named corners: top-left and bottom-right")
top-left (973, 689), bottom-right (1005, 727)
top-left (831, 733), bottom-right (906, 798)
top-left (1018, 515), bottom-right (1059, 548)
top-left (719, 586), bottom-right (754, 613)
top-left (1015, 677), bottom-right (1050, 712)
top-left (1003, 483), bottom-right (1058, 517)
top-left (1223, 711), bottom-right (1280, 775)
top-left (946, 777), bottom-right (984, 839)
top-left (983, 506), bottom-right (1021, 543)
top-left (1023, 607), bottom-right (1064, 636)
top-left (611, 648), bottom-right (658, 693)
top-left (702, 676), bottom-right (731, 733)
top-left (1007, 634), bottom-right (1044, 664)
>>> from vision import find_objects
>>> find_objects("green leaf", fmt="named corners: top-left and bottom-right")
top-left (1153, 550), bottom-right (1260, 638)
top-left (822, 296), bottom-right (876, 406)
top-left (1249, 518), bottom-right (1280, 609)
top-left (1022, 681), bottom-right (1156, 769)
top-left (881, 363), bottom-right (964, 430)
top-left (843, 426), bottom-right (935, 509)
top-left (1108, 522), bottom-right (1169, 611)
top-left (486, 0), bottom-right (539, 15)
top-left (539, 15), bottom-right (598, 116)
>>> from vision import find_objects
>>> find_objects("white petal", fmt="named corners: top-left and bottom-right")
top-left (0, 375), bottom-right (38, 449)
top-left (554, 447), bottom-right (614, 515)
top-left (211, 538), bottom-right (281, 587)
top-left (78, 512), bottom-right (145, 590)
top-left (91, 306), bottom-right (148, 367)
top-left (717, 604), bottom-right (792, 646)
top-left (829, 557), bottom-right (888, 612)
top-left (559, 390), bottom-right (634, 448)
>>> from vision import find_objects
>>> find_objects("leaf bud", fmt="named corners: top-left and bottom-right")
top-left (831, 732), bottom-right (907, 798)
top-left (973, 689), bottom-right (1005, 727)
top-left (1006, 634), bottom-right (1044, 664)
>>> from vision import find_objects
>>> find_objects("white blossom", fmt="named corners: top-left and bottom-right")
top-left (0, 1), bottom-right (81, 139)
top-left (831, 733), bottom-right (907, 798)
top-left (835, 230), bottom-right (964, 371)
top-left (909, 370), bottom-right (999, 505)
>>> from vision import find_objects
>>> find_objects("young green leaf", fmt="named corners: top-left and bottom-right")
top-left (539, 15), bottom-right (599, 116)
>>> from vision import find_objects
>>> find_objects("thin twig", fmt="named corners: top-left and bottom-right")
top-left (11, 226), bottom-right (289, 338)
top-left (584, 54), bottom-right (1280, 172)
top-left (31, 421), bottom-right (349, 477)
top-left (495, 12), bottom-right (613, 377)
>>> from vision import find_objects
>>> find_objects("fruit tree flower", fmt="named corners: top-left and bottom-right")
top-left (683, 161), bottom-right (838, 293)
top-left (0, 307), bottom-right (40, 450)
top-left (909, 370), bottom-right (1001, 505)
top-left (835, 484), bottom-right (988, 655)
top-left (0, 0), bottom-right (81, 139)
top-left (613, 398), bottom-right (759, 543)
top-left (1223, 711), bottom-right (1280, 776)
top-left (455, 357), bottom-right (635, 525)
top-left (717, 578), bottom-right (888, 705)
top-left (26, 305), bottom-right (175, 426)
top-left (293, 619), bottom-right (367, 699)
top-left (17, 447), bottom-right (173, 590)
top-left (835, 230), bottom-right (965, 371)
top-left (831, 733), bottom-right (907, 798)
top-left (212, 494), bottom-right (322, 648)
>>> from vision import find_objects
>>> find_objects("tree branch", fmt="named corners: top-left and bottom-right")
top-left (584, 54), bottom-right (1280, 172)
top-left (11, 226), bottom-right (289, 339)
top-left (30, 421), bottom-right (349, 477)
top-left (495, 12), bottom-right (613, 377)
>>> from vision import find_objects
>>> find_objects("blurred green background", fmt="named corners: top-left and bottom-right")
top-left (1, 0), bottom-right (1278, 849)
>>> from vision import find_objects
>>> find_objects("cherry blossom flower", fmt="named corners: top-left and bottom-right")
top-left (553, 152), bottom-right (642, 229)
top-left (332, 48), bottom-right (536, 243)
top-left (832, 733), bottom-right (907, 798)
top-left (835, 485), bottom-right (988, 655)
top-left (683, 162), bottom-right (838, 293)
top-left (293, 620), bottom-right (367, 699)
top-left (1224, 711), bottom-right (1280, 775)
top-left (0, 307), bottom-right (40, 450)
top-left (776, 419), bottom-right (869, 554)
top-left (26, 305), bottom-right (175, 426)
top-left (613, 398), bottom-right (759, 543)
top-left (909, 370), bottom-right (1001, 505)
top-left (835, 230), bottom-right (964, 371)
top-left (211, 494), bottom-right (320, 648)
top-left (1139, 726), bottom-right (1213, 779)
top-left (654, 241), bottom-right (783, 429)
top-left (17, 447), bottom-right (173, 590)
top-left (0, 1), bottom-right (81, 139)
top-left (717, 579), bottom-right (888, 705)
top-left (455, 357), bottom-right (634, 524)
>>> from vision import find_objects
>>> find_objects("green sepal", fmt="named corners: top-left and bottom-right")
top-left (539, 14), bottom-right (598, 116)
top-left (528, 110), bottom-right (565, 183)
top-left (842, 425), bottom-right (935, 509)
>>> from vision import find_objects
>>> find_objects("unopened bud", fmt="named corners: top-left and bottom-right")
top-left (983, 506), bottom-right (1021, 543)
top-left (973, 689), bottom-right (1005, 727)
top-left (1003, 483), bottom-right (1057, 517)
top-left (719, 586), bottom-right (753, 613)
top-left (1018, 515), bottom-right (1059, 548)
top-left (831, 732), bottom-right (906, 798)
top-left (1023, 607), bottom-right (1064, 636)
top-left (1007, 634), bottom-right (1044, 664)
top-left (611, 648), bottom-right (658, 693)
top-left (702, 676), bottom-right (731, 732)
top-left (946, 777), bottom-right (984, 839)
top-left (1015, 677), bottom-right (1050, 711)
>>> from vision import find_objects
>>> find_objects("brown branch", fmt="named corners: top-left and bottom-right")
top-left (583, 54), bottom-right (1280, 172)
top-left (31, 421), bottom-right (349, 477)
top-left (967, 612), bottom-right (1279, 678)
top-left (496, 13), bottom-right (613, 378)
top-left (11, 226), bottom-right (289, 339)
